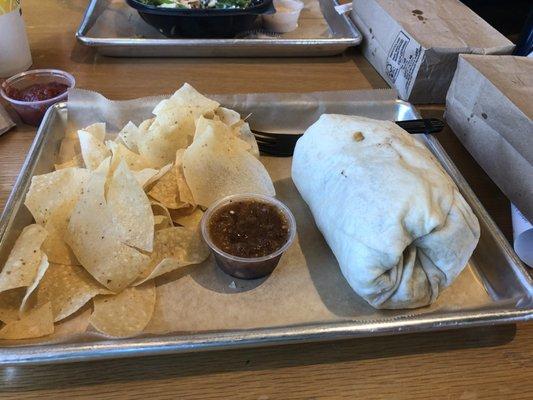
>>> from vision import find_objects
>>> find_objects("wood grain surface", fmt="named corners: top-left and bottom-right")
top-left (0, 1), bottom-right (531, 399)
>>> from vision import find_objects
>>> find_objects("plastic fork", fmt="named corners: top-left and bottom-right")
top-left (253, 118), bottom-right (445, 157)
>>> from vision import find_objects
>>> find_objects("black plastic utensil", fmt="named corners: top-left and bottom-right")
top-left (253, 118), bottom-right (445, 157)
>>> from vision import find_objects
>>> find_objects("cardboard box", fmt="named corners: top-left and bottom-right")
top-left (446, 54), bottom-right (533, 221)
top-left (351, 0), bottom-right (514, 103)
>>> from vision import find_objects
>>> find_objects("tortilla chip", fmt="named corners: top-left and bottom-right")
top-left (0, 224), bottom-right (48, 293)
top-left (235, 121), bottom-right (260, 158)
top-left (107, 161), bottom-right (154, 252)
top-left (78, 130), bottom-right (110, 170)
top-left (142, 163), bottom-right (173, 190)
top-left (151, 100), bottom-right (183, 126)
top-left (169, 83), bottom-right (220, 121)
top-left (0, 302), bottom-right (54, 340)
top-left (52, 306), bottom-right (92, 338)
top-left (150, 201), bottom-right (172, 229)
top-left (154, 83), bottom-right (219, 128)
top-left (67, 159), bottom-right (149, 292)
top-left (55, 154), bottom-right (84, 170)
top-left (25, 168), bottom-right (91, 226)
top-left (90, 282), bottom-right (156, 338)
top-left (182, 117), bottom-right (275, 207)
top-left (139, 118), bottom-right (154, 133)
top-left (137, 120), bottom-right (192, 168)
top-left (151, 201), bottom-right (172, 217)
top-left (118, 121), bottom-right (141, 152)
top-left (173, 208), bottom-right (204, 230)
top-left (19, 254), bottom-right (49, 313)
top-left (40, 227), bottom-right (79, 265)
top-left (34, 263), bottom-right (111, 322)
top-left (0, 289), bottom-right (25, 323)
top-left (137, 84), bottom-right (220, 168)
top-left (133, 168), bottom-right (159, 187)
top-left (107, 141), bottom-right (152, 172)
top-left (136, 227), bottom-right (209, 284)
top-left (24, 167), bottom-right (90, 264)
top-left (147, 167), bottom-right (184, 209)
top-left (153, 215), bottom-right (172, 230)
top-left (175, 149), bottom-right (195, 205)
top-left (168, 205), bottom-right (196, 222)
top-left (215, 107), bottom-right (241, 127)
top-left (83, 122), bottom-right (106, 142)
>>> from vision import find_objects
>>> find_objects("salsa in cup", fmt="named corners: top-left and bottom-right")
top-left (201, 193), bottom-right (296, 279)
top-left (0, 69), bottom-right (75, 126)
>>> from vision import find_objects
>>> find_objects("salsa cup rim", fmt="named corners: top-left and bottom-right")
top-left (0, 69), bottom-right (76, 106)
top-left (201, 193), bottom-right (297, 264)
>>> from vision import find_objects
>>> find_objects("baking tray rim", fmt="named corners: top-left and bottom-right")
top-left (75, 0), bottom-right (362, 49)
top-left (0, 101), bottom-right (531, 366)
top-left (0, 306), bottom-right (531, 366)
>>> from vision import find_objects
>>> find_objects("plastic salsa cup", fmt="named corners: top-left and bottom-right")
top-left (201, 193), bottom-right (296, 279)
top-left (262, 0), bottom-right (304, 33)
top-left (0, 69), bottom-right (75, 126)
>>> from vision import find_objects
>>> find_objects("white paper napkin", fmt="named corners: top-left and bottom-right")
top-left (0, 103), bottom-right (15, 136)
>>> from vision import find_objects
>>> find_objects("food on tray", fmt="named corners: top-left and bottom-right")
top-left (0, 83), bottom-right (275, 339)
top-left (292, 115), bottom-right (480, 309)
top-left (127, 0), bottom-right (274, 38)
top-left (182, 117), bottom-right (274, 207)
top-left (138, 0), bottom-right (254, 9)
top-left (201, 194), bottom-right (296, 279)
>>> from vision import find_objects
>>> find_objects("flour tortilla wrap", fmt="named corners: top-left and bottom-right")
top-left (292, 115), bottom-right (480, 309)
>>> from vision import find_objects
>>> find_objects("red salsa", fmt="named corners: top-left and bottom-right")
top-left (5, 82), bottom-right (69, 102)
top-left (208, 200), bottom-right (289, 258)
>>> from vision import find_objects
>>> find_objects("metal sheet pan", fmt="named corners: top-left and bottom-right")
top-left (0, 97), bottom-right (531, 366)
top-left (75, 0), bottom-right (361, 57)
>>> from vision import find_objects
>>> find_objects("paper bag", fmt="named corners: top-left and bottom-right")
top-left (446, 54), bottom-right (533, 222)
top-left (350, 0), bottom-right (514, 103)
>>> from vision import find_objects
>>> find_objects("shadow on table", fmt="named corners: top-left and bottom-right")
top-left (0, 324), bottom-right (517, 392)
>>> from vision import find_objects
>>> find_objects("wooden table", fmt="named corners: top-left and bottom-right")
top-left (1, 1), bottom-right (531, 399)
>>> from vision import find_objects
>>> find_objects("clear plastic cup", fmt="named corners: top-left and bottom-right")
top-left (201, 193), bottom-right (297, 279)
top-left (262, 0), bottom-right (304, 33)
top-left (0, 69), bottom-right (75, 126)
top-left (0, 2), bottom-right (32, 78)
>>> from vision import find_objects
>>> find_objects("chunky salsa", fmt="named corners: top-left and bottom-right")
top-left (5, 82), bottom-right (69, 102)
top-left (208, 200), bottom-right (289, 258)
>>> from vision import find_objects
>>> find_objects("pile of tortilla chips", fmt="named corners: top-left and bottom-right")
top-left (0, 83), bottom-right (275, 339)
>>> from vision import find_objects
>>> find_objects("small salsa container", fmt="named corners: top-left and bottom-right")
top-left (0, 69), bottom-right (75, 126)
top-left (126, 0), bottom-right (275, 38)
top-left (262, 0), bottom-right (304, 33)
top-left (201, 193), bottom-right (296, 279)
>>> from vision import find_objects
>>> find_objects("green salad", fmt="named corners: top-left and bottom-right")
top-left (138, 0), bottom-right (254, 9)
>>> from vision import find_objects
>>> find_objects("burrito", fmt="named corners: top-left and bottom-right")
top-left (292, 115), bottom-right (480, 309)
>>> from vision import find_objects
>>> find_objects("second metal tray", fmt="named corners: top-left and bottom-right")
top-left (76, 0), bottom-right (362, 57)
top-left (0, 93), bottom-right (531, 366)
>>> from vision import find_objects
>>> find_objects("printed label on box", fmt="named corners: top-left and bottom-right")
top-left (385, 31), bottom-right (423, 98)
